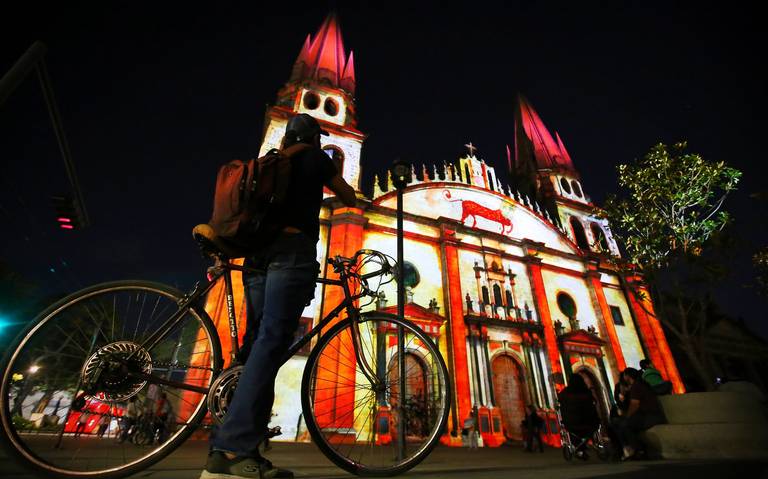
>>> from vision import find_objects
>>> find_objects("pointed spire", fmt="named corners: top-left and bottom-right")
top-left (340, 51), bottom-right (356, 95)
top-left (555, 132), bottom-right (573, 167)
top-left (422, 164), bottom-right (430, 182)
top-left (516, 94), bottom-right (576, 173)
top-left (290, 13), bottom-right (355, 93)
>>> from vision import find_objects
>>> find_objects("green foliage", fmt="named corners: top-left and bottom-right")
top-left (602, 142), bottom-right (741, 272)
top-left (12, 414), bottom-right (35, 430)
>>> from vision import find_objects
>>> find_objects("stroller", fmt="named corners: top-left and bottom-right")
top-left (556, 404), bottom-right (612, 461)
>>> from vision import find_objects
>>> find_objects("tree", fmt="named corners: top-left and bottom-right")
top-left (600, 142), bottom-right (742, 390)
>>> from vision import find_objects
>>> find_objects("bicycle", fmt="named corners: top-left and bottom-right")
top-left (0, 225), bottom-right (451, 478)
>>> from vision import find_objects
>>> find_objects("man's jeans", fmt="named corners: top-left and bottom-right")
top-left (210, 232), bottom-right (318, 458)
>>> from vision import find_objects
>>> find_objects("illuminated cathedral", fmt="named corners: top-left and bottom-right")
top-left (202, 14), bottom-right (684, 447)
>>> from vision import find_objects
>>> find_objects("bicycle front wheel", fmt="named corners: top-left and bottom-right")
top-left (0, 280), bottom-right (223, 478)
top-left (302, 312), bottom-right (450, 476)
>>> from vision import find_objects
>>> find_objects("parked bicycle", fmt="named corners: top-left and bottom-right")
top-left (0, 225), bottom-right (451, 478)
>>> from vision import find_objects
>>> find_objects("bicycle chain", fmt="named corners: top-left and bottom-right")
top-left (148, 359), bottom-right (217, 372)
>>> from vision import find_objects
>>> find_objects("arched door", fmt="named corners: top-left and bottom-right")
top-left (577, 369), bottom-right (609, 424)
top-left (389, 353), bottom-right (429, 437)
top-left (491, 355), bottom-right (526, 440)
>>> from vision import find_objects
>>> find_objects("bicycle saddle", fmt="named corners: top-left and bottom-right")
top-left (192, 224), bottom-right (245, 259)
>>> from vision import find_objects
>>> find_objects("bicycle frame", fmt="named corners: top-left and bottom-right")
top-left (122, 257), bottom-right (379, 395)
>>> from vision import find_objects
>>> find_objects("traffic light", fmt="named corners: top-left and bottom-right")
top-left (51, 195), bottom-right (85, 230)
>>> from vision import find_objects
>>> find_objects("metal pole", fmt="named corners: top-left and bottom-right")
top-left (0, 41), bottom-right (89, 227)
top-left (0, 41), bottom-right (47, 106)
top-left (37, 60), bottom-right (90, 227)
top-left (396, 183), bottom-right (406, 460)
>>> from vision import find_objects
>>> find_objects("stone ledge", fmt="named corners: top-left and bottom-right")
top-left (659, 392), bottom-right (768, 425)
top-left (642, 423), bottom-right (768, 460)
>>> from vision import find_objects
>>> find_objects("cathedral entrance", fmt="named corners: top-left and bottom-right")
top-left (491, 355), bottom-right (526, 440)
top-left (389, 352), bottom-right (429, 438)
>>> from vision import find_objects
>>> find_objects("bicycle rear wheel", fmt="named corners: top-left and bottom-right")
top-left (301, 312), bottom-right (450, 476)
top-left (0, 280), bottom-right (222, 478)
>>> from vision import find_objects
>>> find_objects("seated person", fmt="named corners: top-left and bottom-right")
top-left (616, 367), bottom-right (666, 460)
top-left (639, 359), bottom-right (672, 395)
top-left (558, 374), bottom-right (600, 459)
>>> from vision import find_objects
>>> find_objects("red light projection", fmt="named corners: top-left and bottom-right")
top-left (443, 190), bottom-right (513, 235)
top-left (517, 94), bottom-right (576, 172)
top-left (290, 13), bottom-right (356, 94)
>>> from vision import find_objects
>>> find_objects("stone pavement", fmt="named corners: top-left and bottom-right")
top-left (2, 439), bottom-right (767, 479)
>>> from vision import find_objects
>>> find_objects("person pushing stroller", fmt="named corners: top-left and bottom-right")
top-left (558, 374), bottom-right (600, 460)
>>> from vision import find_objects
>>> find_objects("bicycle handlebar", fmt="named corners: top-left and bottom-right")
top-left (327, 249), bottom-right (394, 281)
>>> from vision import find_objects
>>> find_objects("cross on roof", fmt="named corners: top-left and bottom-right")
top-left (464, 142), bottom-right (478, 157)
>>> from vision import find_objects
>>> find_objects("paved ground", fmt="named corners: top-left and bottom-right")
top-left (2, 439), bottom-right (767, 479)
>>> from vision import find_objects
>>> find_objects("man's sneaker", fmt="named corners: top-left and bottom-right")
top-left (200, 451), bottom-right (294, 479)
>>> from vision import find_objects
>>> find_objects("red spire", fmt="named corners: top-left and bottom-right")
top-left (290, 13), bottom-right (355, 94)
top-left (517, 95), bottom-right (576, 172)
top-left (340, 51), bottom-right (356, 94)
top-left (555, 132), bottom-right (574, 168)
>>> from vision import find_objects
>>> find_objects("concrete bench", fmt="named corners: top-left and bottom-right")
top-left (641, 392), bottom-right (768, 460)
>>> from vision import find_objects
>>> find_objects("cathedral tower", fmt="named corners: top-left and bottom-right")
top-left (511, 95), bottom-right (616, 255)
top-left (259, 13), bottom-right (365, 192)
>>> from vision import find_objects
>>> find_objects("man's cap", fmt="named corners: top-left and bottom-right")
top-left (286, 113), bottom-right (329, 139)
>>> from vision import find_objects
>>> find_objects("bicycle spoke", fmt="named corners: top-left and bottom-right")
top-left (304, 314), bottom-right (449, 476)
top-left (1, 281), bottom-right (220, 477)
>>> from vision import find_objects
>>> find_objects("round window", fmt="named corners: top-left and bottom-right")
top-left (560, 177), bottom-right (572, 194)
top-left (303, 91), bottom-right (320, 110)
top-left (324, 98), bottom-right (339, 116)
top-left (556, 292), bottom-right (577, 319)
top-left (571, 180), bottom-right (582, 197)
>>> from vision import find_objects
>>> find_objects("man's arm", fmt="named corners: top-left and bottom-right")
top-left (326, 174), bottom-right (356, 207)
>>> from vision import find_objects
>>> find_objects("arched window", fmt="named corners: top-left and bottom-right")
top-left (488, 170), bottom-right (495, 192)
top-left (590, 224), bottom-right (609, 251)
top-left (493, 284), bottom-right (503, 306)
top-left (569, 217), bottom-right (589, 250)
top-left (464, 164), bottom-right (472, 185)
top-left (560, 177), bottom-right (572, 194)
top-left (571, 180), bottom-right (583, 197)
top-left (505, 289), bottom-right (514, 308)
top-left (481, 286), bottom-right (490, 305)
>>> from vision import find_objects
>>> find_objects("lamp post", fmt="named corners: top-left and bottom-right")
top-left (389, 158), bottom-right (411, 461)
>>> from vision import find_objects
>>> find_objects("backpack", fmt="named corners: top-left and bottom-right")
top-left (209, 143), bottom-right (310, 254)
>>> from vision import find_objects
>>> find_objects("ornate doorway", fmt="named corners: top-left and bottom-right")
top-left (389, 352), bottom-right (429, 438)
top-left (577, 369), bottom-right (609, 424)
top-left (491, 355), bottom-right (526, 440)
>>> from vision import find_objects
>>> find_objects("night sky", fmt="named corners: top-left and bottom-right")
top-left (1, 3), bottom-right (766, 338)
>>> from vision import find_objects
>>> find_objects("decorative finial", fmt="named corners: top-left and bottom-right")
top-left (373, 174), bottom-right (383, 197)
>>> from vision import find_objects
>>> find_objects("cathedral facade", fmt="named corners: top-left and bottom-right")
top-left (202, 14), bottom-right (684, 447)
